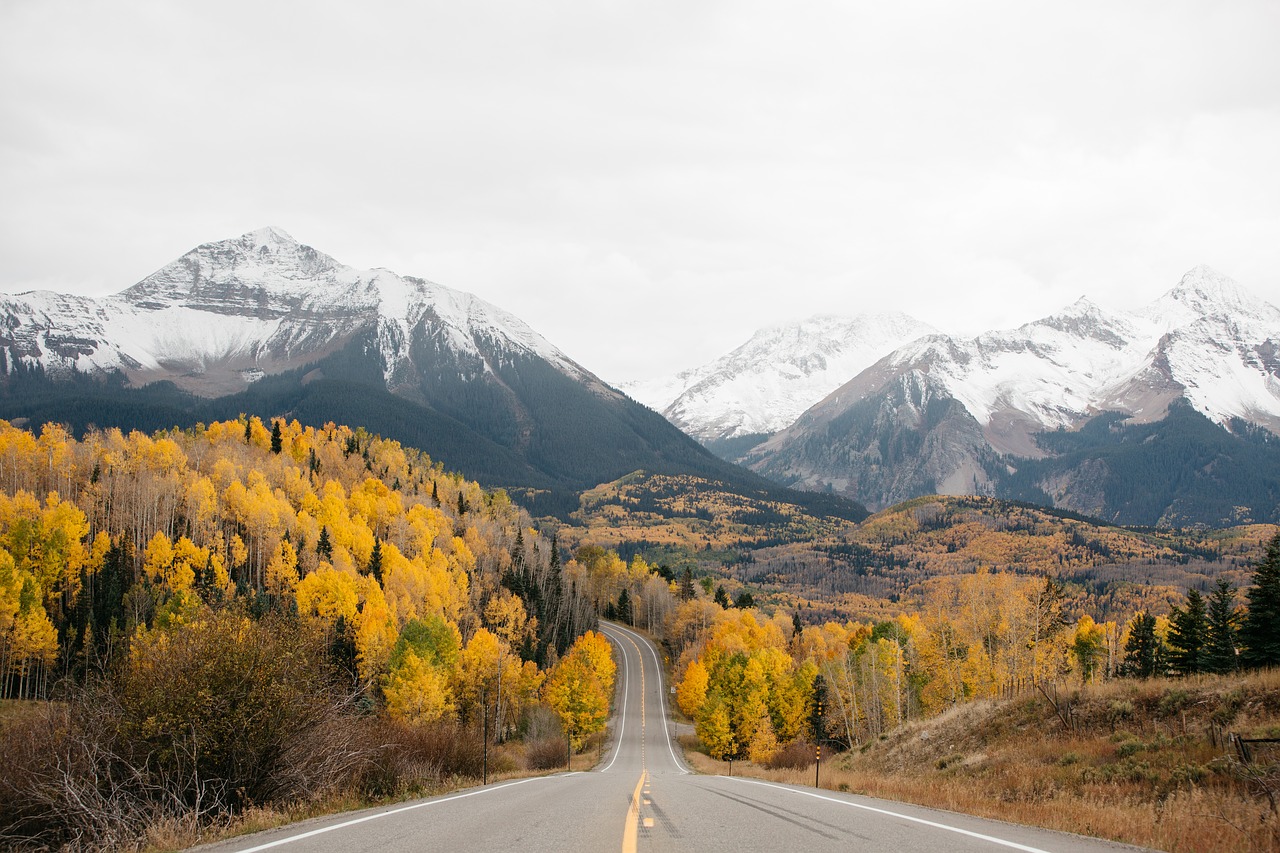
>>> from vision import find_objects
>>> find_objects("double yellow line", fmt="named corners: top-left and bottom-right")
top-left (621, 770), bottom-right (647, 853)
top-left (616, 628), bottom-right (649, 853)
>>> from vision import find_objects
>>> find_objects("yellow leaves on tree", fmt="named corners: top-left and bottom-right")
top-left (265, 539), bottom-right (300, 602)
top-left (382, 616), bottom-right (462, 726)
top-left (295, 565), bottom-right (360, 628)
top-left (543, 630), bottom-right (615, 749)
top-left (355, 579), bottom-right (397, 682)
top-left (676, 658), bottom-right (709, 719)
top-left (384, 651), bottom-right (455, 725)
top-left (696, 695), bottom-right (736, 760)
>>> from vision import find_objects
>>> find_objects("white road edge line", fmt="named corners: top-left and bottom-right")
top-left (608, 622), bottom-right (688, 774)
top-left (729, 779), bottom-right (1053, 853)
top-left (600, 625), bottom-right (631, 772)
top-left (229, 776), bottom-right (557, 852)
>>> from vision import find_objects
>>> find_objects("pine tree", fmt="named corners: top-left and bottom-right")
top-left (1122, 612), bottom-right (1163, 678)
top-left (714, 585), bottom-right (730, 608)
top-left (678, 567), bottom-right (695, 602)
top-left (431, 480), bottom-right (440, 506)
top-left (616, 588), bottom-right (632, 624)
top-left (810, 673), bottom-right (828, 745)
top-left (1240, 532), bottom-right (1280, 669)
top-left (1204, 578), bottom-right (1239, 674)
top-left (733, 590), bottom-right (755, 609)
top-left (270, 420), bottom-right (283, 454)
top-left (367, 539), bottom-right (383, 584)
top-left (1167, 588), bottom-right (1207, 675)
top-left (316, 526), bottom-right (333, 560)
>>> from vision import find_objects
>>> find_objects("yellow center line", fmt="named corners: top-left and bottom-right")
top-left (618, 630), bottom-right (650, 853)
top-left (621, 770), bottom-right (647, 853)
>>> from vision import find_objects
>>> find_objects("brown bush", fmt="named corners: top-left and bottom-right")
top-left (0, 611), bottom-right (371, 851)
top-left (362, 721), bottom-right (485, 797)
top-left (766, 739), bottom-right (816, 770)
top-left (525, 737), bottom-right (569, 770)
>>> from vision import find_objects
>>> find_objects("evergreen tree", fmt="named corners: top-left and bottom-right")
top-left (1240, 532), bottom-right (1280, 669)
top-left (316, 526), bottom-right (333, 560)
top-left (270, 419), bottom-right (283, 454)
top-left (733, 590), bottom-right (755, 609)
top-left (1122, 612), bottom-right (1163, 678)
top-left (1167, 588), bottom-right (1207, 675)
top-left (367, 539), bottom-right (383, 584)
top-left (678, 567), bottom-right (695, 602)
top-left (792, 612), bottom-right (803, 639)
top-left (714, 585), bottom-right (730, 608)
top-left (810, 673), bottom-right (828, 745)
top-left (616, 588), bottom-right (632, 624)
top-left (1204, 578), bottom-right (1240, 674)
top-left (457, 492), bottom-right (468, 516)
top-left (431, 480), bottom-right (440, 506)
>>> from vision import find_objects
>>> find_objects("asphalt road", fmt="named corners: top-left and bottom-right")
top-left (198, 621), bottom-right (1148, 853)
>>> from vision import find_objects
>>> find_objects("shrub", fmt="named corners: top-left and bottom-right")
top-left (0, 611), bottom-right (369, 850)
top-left (1116, 738), bottom-right (1145, 758)
top-left (766, 739), bottom-right (816, 770)
top-left (363, 721), bottom-right (485, 796)
top-left (525, 738), bottom-right (568, 771)
top-left (1211, 689), bottom-right (1243, 726)
top-left (1158, 689), bottom-right (1191, 718)
top-left (116, 611), bottom-right (364, 811)
top-left (1108, 700), bottom-right (1135, 726)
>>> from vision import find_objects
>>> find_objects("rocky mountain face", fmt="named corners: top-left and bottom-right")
top-left (0, 226), bottom-right (598, 397)
top-left (0, 228), bottom-right (866, 522)
top-left (739, 266), bottom-right (1280, 526)
top-left (623, 313), bottom-right (938, 444)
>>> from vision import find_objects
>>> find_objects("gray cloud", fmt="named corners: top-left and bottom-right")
top-left (2, 0), bottom-right (1278, 383)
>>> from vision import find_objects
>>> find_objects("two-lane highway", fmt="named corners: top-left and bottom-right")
top-left (199, 621), bottom-right (1146, 852)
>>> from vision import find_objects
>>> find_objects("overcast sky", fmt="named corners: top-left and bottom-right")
top-left (2, 1), bottom-right (1278, 383)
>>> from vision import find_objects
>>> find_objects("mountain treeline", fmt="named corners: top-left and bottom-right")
top-left (0, 344), bottom-right (869, 524)
top-left (1001, 403), bottom-right (1280, 527)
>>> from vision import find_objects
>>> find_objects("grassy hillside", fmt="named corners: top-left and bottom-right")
top-left (682, 670), bottom-right (1280, 852)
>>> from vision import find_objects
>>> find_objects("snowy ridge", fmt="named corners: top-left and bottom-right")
top-left (737, 266), bottom-right (1280, 516)
top-left (0, 228), bottom-right (594, 395)
top-left (652, 266), bottom-right (1280, 452)
top-left (907, 266), bottom-right (1280, 442)
top-left (625, 313), bottom-right (939, 441)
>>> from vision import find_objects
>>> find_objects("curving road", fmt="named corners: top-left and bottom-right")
top-left (198, 621), bottom-right (1147, 853)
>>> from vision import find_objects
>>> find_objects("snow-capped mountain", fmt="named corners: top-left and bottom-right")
top-left (6, 227), bottom-right (837, 520)
top-left (623, 313), bottom-right (938, 443)
top-left (0, 226), bottom-right (598, 398)
top-left (743, 266), bottom-right (1280, 525)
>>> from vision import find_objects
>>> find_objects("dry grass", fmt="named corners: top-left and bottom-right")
top-left (682, 671), bottom-right (1280, 853)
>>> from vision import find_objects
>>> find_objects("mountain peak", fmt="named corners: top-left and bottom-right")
top-left (1167, 265), bottom-right (1250, 312)
top-left (241, 225), bottom-right (297, 248)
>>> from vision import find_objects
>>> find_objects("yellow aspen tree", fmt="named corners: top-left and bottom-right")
top-left (143, 532), bottom-right (175, 584)
top-left (748, 707), bottom-right (779, 764)
top-left (677, 659), bottom-right (709, 719)
top-left (295, 565), bottom-right (360, 625)
top-left (383, 651), bottom-right (455, 725)
top-left (265, 539), bottom-right (300, 602)
top-left (543, 650), bottom-right (609, 750)
top-left (355, 579), bottom-right (397, 684)
top-left (696, 695), bottom-right (737, 760)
